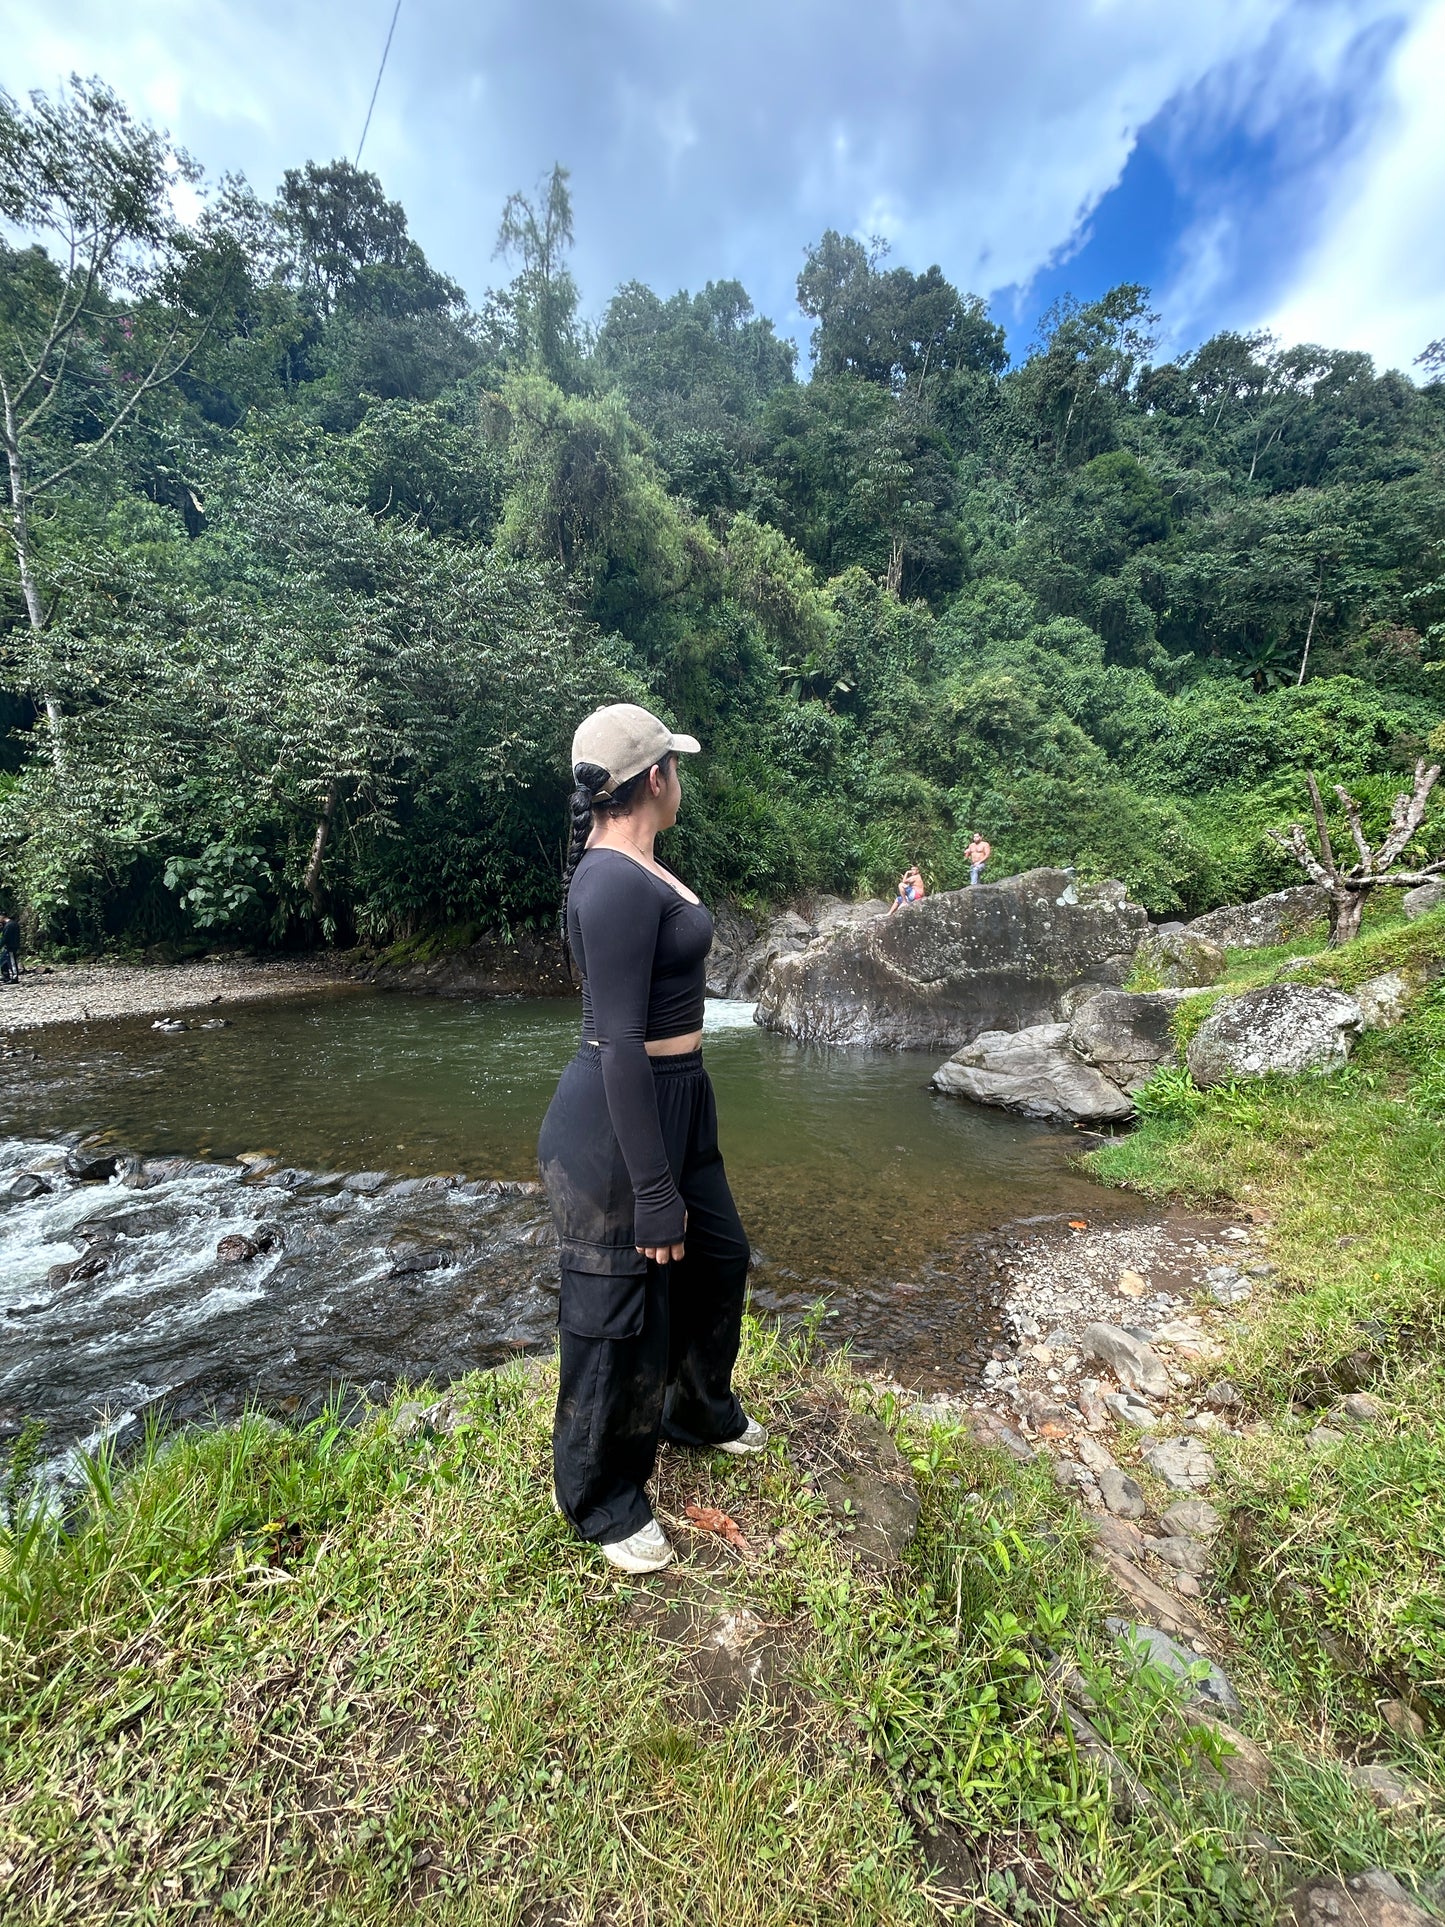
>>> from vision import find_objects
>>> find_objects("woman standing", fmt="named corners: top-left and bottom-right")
top-left (538, 704), bottom-right (766, 1574)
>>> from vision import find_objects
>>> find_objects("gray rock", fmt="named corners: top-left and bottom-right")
top-left (6, 1173), bottom-right (51, 1202)
top-left (1161, 1499), bottom-right (1223, 1541)
top-left (1054, 1459), bottom-right (1093, 1492)
top-left (1353, 971), bottom-right (1410, 1031)
top-left (1058, 980), bottom-right (1108, 1021)
top-left (1067, 988), bottom-right (1196, 1092)
top-left (1105, 1392), bottom-right (1159, 1429)
top-left (1099, 1468), bottom-right (1147, 1518)
top-left (1108, 1619), bottom-right (1240, 1714)
top-left (1191, 1711), bottom-right (1272, 1800)
top-left (1186, 885), bottom-right (1330, 950)
top-left (1152, 1535), bottom-right (1210, 1576)
top-left (65, 1147), bottom-right (120, 1183)
top-left (1290, 1870), bottom-right (1435, 1927)
top-left (705, 903), bottom-right (758, 997)
top-left (1133, 929), bottom-right (1228, 989)
top-left (1077, 1435), bottom-right (1117, 1475)
top-left (1204, 1381), bottom-right (1241, 1410)
top-left (1081, 1322), bottom-right (1171, 1397)
top-left (1186, 984), bottom-right (1363, 1087)
top-left (1092, 1515), bottom-right (1149, 1560)
top-left (1402, 879), bottom-right (1445, 921)
top-left (1337, 1392), bottom-right (1384, 1426)
top-left (1207, 1271), bottom-right (1253, 1308)
top-left (1142, 1436), bottom-right (1216, 1492)
top-left (755, 868), bottom-right (1148, 1051)
top-left (932, 1024), bottom-right (1135, 1124)
top-left (1347, 1764), bottom-right (1429, 1814)
top-left (341, 1171), bottom-right (390, 1195)
top-left (1307, 1426), bottom-right (1346, 1450)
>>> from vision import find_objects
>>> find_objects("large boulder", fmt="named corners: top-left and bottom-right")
top-left (705, 904), bottom-right (758, 998)
top-left (1185, 886), bottom-right (1329, 950)
top-left (931, 1023), bottom-right (1134, 1124)
top-left (712, 899), bottom-right (890, 999)
top-left (1069, 989), bottom-right (1194, 1092)
top-left (1185, 984), bottom-right (1363, 1087)
top-left (1402, 878), bottom-right (1445, 921)
top-left (1132, 928), bottom-right (1226, 988)
top-left (756, 869), bottom-right (1147, 1050)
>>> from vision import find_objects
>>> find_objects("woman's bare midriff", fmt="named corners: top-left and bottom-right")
top-left (645, 1031), bottom-right (703, 1056)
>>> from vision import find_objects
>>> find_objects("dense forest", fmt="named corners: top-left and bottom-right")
top-left (2, 79), bottom-right (1442, 950)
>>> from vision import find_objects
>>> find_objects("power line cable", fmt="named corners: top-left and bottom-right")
top-left (355, 0), bottom-right (403, 165)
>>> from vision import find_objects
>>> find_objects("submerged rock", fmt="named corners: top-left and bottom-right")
top-left (1185, 985), bottom-right (1363, 1086)
top-left (756, 869), bottom-right (1147, 1051)
top-left (1185, 885), bottom-right (1330, 950)
top-left (931, 1024), bottom-right (1134, 1125)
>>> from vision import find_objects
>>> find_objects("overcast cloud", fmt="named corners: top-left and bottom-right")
top-left (2, 0), bottom-right (1441, 371)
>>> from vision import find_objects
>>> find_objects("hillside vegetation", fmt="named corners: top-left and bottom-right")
top-left (1, 81), bottom-right (1443, 950)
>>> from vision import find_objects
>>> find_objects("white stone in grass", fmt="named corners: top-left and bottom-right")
top-left (1142, 1436), bottom-right (1216, 1492)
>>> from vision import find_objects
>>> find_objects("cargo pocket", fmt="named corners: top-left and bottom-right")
top-left (558, 1268), bottom-right (647, 1342)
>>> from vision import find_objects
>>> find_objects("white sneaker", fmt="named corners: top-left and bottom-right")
top-left (600, 1518), bottom-right (674, 1574)
top-left (716, 1415), bottom-right (768, 1457)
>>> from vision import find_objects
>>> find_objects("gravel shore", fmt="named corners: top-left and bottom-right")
top-left (0, 953), bottom-right (357, 1032)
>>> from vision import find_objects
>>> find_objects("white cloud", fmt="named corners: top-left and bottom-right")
top-left (1266, 0), bottom-right (1445, 371)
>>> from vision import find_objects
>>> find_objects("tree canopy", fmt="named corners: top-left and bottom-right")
top-left (1, 77), bottom-right (1441, 950)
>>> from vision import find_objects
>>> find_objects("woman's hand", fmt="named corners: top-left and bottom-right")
top-left (638, 1211), bottom-right (686, 1265)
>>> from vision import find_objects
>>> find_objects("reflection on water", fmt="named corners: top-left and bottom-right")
top-left (1, 992), bottom-right (1147, 1459)
top-left (6, 992), bottom-right (1124, 1280)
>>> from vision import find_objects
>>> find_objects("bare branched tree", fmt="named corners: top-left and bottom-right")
top-left (1267, 761), bottom-right (1444, 945)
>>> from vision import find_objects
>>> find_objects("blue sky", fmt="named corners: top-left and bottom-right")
top-left (4, 0), bottom-right (1442, 373)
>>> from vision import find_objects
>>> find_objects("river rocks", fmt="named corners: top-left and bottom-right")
top-left (1099, 1468), bottom-right (1147, 1518)
top-left (1081, 1322), bottom-right (1171, 1397)
top-left (64, 1147), bottom-right (120, 1183)
top-left (1133, 928), bottom-right (1227, 989)
top-left (216, 1229), bottom-right (280, 1263)
top-left (1290, 1870), bottom-right (1435, 1927)
top-left (1152, 1535), bottom-right (1210, 1576)
top-left (931, 1025), bottom-right (1134, 1124)
top-left (1142, 1436), bottom-right (1216, 1491)
top-left (1067, 989), bottom-right (1193, 1093)
top-left (1186, 885), bottom-right (1330, 950)
top-left (1110, 1620), bottom-right (1240, 1714)
top-left (1161, 1498), bottom-right (1222, 1541)
top-left (1347, 1765), bottom-right (1429, 1815)
top-left (1402, 879), bottom-right (1445, 920)
top-left (756, 868), bottom-right (1147, 1051)
top-left (6, 1172), bottom-right (51, 1202)
top-left (1352, 971), bottom-right (1409, 1030)
top-left (1185, 985), bottom-right (1363, 1086)
top-left (1106, 1392), bottom-right (1159, 1429)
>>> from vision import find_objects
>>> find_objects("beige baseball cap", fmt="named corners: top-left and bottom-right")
top-left (571, 703), bottom-right (701, 796)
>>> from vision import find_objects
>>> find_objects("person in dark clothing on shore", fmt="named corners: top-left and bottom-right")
top-left (537, 703), bottom-right (766, 1575)
top-left (0, 915), bottom-right (19, 984)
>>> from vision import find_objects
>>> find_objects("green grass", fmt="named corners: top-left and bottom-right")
top-left (1091, 908), bottom-right (1445, 1751)
top-left (10, 1322), bottom-right (1429, 1925)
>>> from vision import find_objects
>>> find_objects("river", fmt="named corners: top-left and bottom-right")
top-left (1, 990), bottom-right (1147, 1474)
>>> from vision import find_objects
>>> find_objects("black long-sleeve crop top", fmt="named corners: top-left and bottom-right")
top-left (567, 848), bottom-right (713, 1246)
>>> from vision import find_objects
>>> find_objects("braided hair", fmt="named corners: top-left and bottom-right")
top-left (560, 754), bottom-right (676, 966)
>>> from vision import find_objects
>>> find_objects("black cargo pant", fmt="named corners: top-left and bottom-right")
top-left (537, 1047), bottom-right (749, 1545)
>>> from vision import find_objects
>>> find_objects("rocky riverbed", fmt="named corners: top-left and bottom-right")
top-left (0, 952), bottom-right (355, 1032)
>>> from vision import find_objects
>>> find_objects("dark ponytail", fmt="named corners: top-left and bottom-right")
top-left (559, 754), bottom-right (676, 967)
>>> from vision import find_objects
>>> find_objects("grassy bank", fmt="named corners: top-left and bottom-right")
top-left (5, 1316), bottom-right (1444, 1925)
top-left (1092, 905), bottom-right (1445, 1751)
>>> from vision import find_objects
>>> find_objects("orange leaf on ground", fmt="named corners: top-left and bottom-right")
top-left (1068, 1220), bottom-right (1089, 1231)
top-left (684, 1504), bottom-right (751, 1552)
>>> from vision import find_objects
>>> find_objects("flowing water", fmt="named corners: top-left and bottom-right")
top-left (1, 991), bottom-right (1147, 1472)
